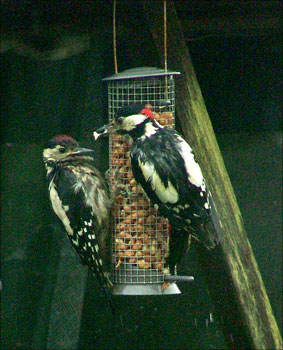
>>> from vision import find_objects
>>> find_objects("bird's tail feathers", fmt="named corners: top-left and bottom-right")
top-left (166, 228), bottom-right (190, 275)
top-left (196, 219), bottom-right (219, 250)
top-left (197, 198), bottom-right (221, 249)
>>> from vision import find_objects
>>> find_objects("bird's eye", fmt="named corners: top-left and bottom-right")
top-left (117, 117), bottom-right (124, 124)
top-left (59, 147), bottom-right (66, 153)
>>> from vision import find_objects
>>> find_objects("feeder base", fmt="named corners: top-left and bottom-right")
top-left (111, 283), bottom-right (181, 295)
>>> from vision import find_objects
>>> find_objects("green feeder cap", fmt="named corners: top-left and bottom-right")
top-left (102, 67), bottom-right (180, 81)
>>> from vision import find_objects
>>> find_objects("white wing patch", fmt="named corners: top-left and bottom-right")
top-left (138, 160), bottom-right (179, 204)
top-left (177, 136), bottom-right (204, 188)
top-left (49, 182), bottom-right (74, 236)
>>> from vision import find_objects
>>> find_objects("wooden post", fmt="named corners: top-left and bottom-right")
top-left (143, 1), bottom-right (282, 349)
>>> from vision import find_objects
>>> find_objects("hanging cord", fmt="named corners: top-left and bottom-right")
top-left (113, 0), bottom-right (118, 74)
top-left (164, 0), bottom-right (168, 100)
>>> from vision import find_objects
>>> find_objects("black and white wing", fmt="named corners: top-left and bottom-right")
top-left (48, 166), bottom-right (112, 288)
top-left (131, 127), bottom-right (217, 248)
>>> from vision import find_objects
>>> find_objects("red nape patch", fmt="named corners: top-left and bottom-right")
top-left (141, 108), bottom-right (154, 120)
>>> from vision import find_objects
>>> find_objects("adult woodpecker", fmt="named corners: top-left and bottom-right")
top-left (93, 104), bottom-right (218, 274)
top-left (42, 135), bottom-right (118, 316)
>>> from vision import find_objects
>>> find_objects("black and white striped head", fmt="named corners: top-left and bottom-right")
top-left (93, 104), bottom-right (155, 140)
top-left (43, 135), bottom-right (95, 165)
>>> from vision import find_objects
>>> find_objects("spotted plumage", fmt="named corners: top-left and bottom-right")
top-left (94, 104), bottom-right (218, 274)
top-left (43, 135), bottom-right (112, 289)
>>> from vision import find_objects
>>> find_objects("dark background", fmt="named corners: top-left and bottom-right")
top-left (1, 1), bottom-right (282, 349)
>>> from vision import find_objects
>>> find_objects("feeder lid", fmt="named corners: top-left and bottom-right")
top-left (102, 67), bottom-right (180, 81)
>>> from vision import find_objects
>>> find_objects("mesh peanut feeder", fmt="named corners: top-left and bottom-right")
top-left (103, 67), bottom-right (184, 295)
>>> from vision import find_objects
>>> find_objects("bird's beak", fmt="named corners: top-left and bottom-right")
top-left (93, 122), bottom-right (117, 141)
top-left (71, 147), bottom-right (95, 157)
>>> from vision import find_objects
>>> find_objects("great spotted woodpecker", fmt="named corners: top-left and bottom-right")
top-left (42, 135), bottom-right (119, 314)
top-left (93, 104), bottom-right (218, 274)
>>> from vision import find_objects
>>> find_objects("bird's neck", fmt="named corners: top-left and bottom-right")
top-left (129, 120), bottom-right (161, 141)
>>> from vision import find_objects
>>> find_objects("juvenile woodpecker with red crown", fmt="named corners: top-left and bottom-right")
top-left (42, 135), bottom-right (118, 312)
top-left (93, 104), bottom-right (218, 274)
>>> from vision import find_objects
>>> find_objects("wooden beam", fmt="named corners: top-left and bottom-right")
top-left (143, 1), bottom-right (282, 349)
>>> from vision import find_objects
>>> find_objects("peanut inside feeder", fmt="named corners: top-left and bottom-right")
top-left (110, 112), bottom-right (178, 286)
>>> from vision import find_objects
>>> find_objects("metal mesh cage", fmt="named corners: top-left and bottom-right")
top-left (103, 67), bottom-right (181, 295)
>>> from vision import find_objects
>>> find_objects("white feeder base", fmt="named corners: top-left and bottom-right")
top-left (111, 283), bottom-right (181, 295)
